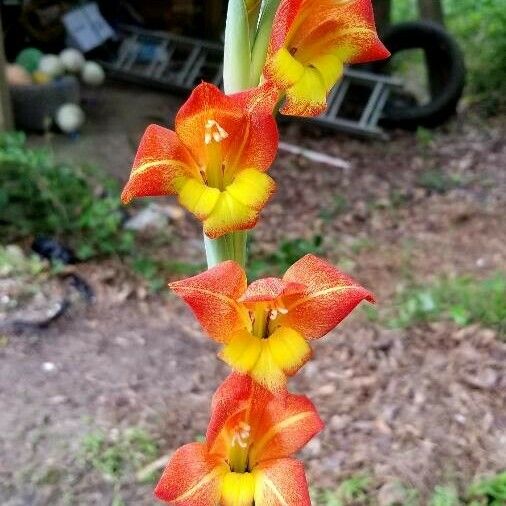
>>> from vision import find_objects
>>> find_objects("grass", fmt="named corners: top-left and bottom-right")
top-left (81, 427), bottom-right (158, 483)
top-left (314, 472), bottom-right (506, 505)
top-left (388, 273), bottom-right (506, 336)
top-left (417, 169), bottom-right (462, 194)
top-left (130, 256), bottom-right (205, 292)
top-left (320, 195), bottom-right (350, 221)
top-left (248, 235), bottom-right (323, 280)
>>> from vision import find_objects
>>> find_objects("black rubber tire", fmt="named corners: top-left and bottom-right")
top-left (373, 21), bottom-right (466, 129)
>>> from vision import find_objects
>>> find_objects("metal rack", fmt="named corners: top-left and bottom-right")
top-left (99, 25), bottom-right (402, 138)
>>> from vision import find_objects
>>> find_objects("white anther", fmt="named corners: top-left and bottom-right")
top-left (278, 307), bottom-right (288, 315)
top-left (231, 422), bottom-right (251, 448)
top-left (204, 119), bottom-right (229, 144)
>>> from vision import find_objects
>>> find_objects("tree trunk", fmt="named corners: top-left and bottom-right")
top-left (373, 0), bottom-right (392, 34)
top-left (0, 10), bottom-right (14, 132)
top-left (417, 0), bottom-right (445, 26)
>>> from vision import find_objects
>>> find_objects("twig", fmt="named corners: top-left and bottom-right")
top-left (279, 141), bottom-right (352, 170)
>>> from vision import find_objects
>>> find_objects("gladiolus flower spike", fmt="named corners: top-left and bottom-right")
top-left (155, 373), bottom-right (324, 506)
top-left (169, 254), bottom-right (375, 392)
top-left (121, 82), bottom-right (279, 239)
top-left (264, 0), bottom-right (390, 116)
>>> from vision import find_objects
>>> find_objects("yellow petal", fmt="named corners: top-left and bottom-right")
top-left (220, 330), bottom-right (262, 374)
top-left (225, 169), bottom-right (275, 211)
top-left (251, 345), bottom-right (286, 392)
top-left (203, 191), bottom-right (257, 239)
top-left (311, 53), bottom-right (344, 91)
top-left (281, 66), bottom-right (327, 117)
top-left (270, 47), bottom-right (305, 87)
top-left (177, 178), bottom-right (221, 220)
top-left (268, 326), bottom-right (311, 376)
top-left (221, 472), bottom-right (256, 506)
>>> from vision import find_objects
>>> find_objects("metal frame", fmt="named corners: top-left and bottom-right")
top-left (99, 25), bottom-right (402, 138)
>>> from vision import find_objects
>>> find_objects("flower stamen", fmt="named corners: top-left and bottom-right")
top-left (204, 119), bottom-right (229, 144)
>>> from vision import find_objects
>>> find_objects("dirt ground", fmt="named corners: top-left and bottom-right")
top-left (1, 82), bottom-right (505, 505)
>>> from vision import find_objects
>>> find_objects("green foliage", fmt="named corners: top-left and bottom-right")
top-left (313, 475), bottom-right (371, 506)
top-left (81, 427), bottom-right (158, 482)
top-left (467, 472), bottom-right (506, 505)
top-left (248, 235), bottom-right (323, 279)
top-left (335, 475), bottom-right (371, 504)
top-left (392, 0), bottom-right (506, 111)
top-left (389, 273), bottom-right (506, 336)
top-left (0, 132), bottom-right (133, 260)
top-left (131, 256), bottom-right (204, 292)
top-left (320, 195), bottom-right (350, 221)
top-left (431, 485), bottom-right (460, 506)
top-left (417, 169), bottom-right (461, 194)
top-left (0, 244), bottom-right (47, 278)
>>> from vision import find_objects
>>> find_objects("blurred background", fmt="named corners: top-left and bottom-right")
top-left (0, 1), bottom-right (505, 505)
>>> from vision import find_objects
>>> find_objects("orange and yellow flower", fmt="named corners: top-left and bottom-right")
top-left (155, 373), bottom-right (323, 505)
top-left (264, 0), bottom-right (390, 116)
top-left (169, 254), bottom-right (374, 391)
top-left (121, 82), bottom-right (279, 239)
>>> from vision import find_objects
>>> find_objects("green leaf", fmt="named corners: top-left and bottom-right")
top-left (250, 0), bottom-right (281, 86)
top-left (224, 0), bottom-right (251, 93)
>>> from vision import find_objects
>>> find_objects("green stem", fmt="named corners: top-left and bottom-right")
top-left (204, 231), bottom-right (247, 268)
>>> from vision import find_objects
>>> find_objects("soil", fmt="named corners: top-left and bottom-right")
top-left (1, 82), bottom-right (505, 505)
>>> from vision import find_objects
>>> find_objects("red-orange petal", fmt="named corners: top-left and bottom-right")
top-left (267, 0), bottom-right (305, 56)
top-left (253, 458), bottom-right (311, 506)
top-left (248, 390), bottom-right (323, 466)
top-left (154, 442), bottom-right (227, 505)
top-left (121, 124), bottom-right (198, 204)
top-left (206, 373), bottom-right (254, 450)
top-left (169, 261), bottom-right (249, 344)
top-left (282, 254), bottom-right (375, 339)
top-left (239, 277), bottom-right (305, 306)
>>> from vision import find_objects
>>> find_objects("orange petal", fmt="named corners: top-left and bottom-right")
top-left (154, 442), bottom-right (227, 505)
top-left (267, 0), bottom-right (305, 56)
top-left (121, 124), bottom-right (198, 204)
top-left (282, 254), bottom-right (375, 339)
top-left (291, 0), bottom-right (390, 65)
top-left (175, 82), bottom-right (245, 169)
top-left (176, 82), bottom-right (279, 178)
top-left (169, 261), bottom-right (249, 343)
top-left (239, 277), bottom-right (305, 306)
top-left (207, 373), bottom-right (255, 450)
top-left (253, 458), bottom-right (311, 506)
top-left (248, 389), bottom-right (323, 466)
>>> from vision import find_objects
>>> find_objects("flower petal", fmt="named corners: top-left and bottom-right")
top-left (169, 261), bottom-right (249, 343)
top-left (225, 169), bottom-right (276, 212)
top-left (176, 177), bottom-right (221, 220)
top-left (154, 442), bottom-right (227, 505)
top-left (248, 382), bottom-right (323, 466)
top-left (220, 327), bottom-right (311, 392)
top-left (175, 82), bottom-right (245, 169)
top-left (121, 124), bottom-right (197, 204)
top-left (291, 0), bottom-right (390, 65)
top-left (221, 472), bottom-right (256, 506)
top-left (207, 373), bottom-right (254, 450)
top-left (282, 254), bottom-right (375, 339)
top-left (268, 0), bottom-right (305, 55)
top-left (280, 66), bottom-right (327, 117)
top-left (253, 458), bottom-right (311, 506)
top-left (239, 277), bottom-right (305, 305)
top-left (202, 170), bottom-right (274, 239)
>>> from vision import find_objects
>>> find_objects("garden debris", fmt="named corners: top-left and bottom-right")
top-left (279, 141), bottom-right (352, 170)
top-left (124, 203), bottom-right (185, 232)
top-left (0, 244), bottom-right (93, 334)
